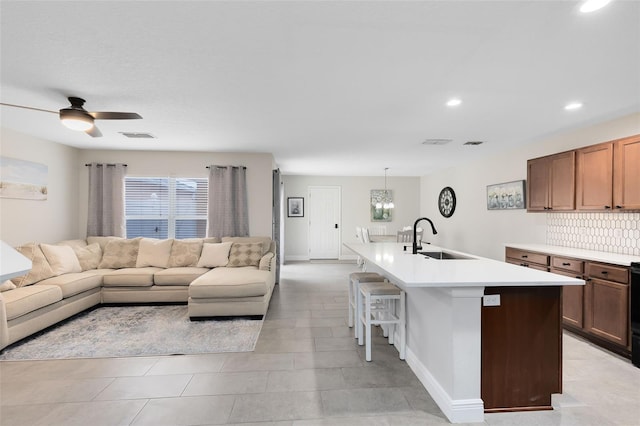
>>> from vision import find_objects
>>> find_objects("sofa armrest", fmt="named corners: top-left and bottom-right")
top-left (0, 292), bottom-right (9, 350)
top-left (259, 252), bottom-right (275, 271)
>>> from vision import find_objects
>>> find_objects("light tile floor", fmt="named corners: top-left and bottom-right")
top-left (1, 262), bottom-right (639, 425)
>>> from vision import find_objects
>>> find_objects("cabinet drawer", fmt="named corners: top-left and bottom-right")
top-left (551, 256), bottom-right (584, 274)
top-left (586, 262), bottom-right (629, 284)
top-left (505, 248), bottom-right (549, 267)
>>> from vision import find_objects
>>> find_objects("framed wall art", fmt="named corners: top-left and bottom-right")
top-left (0, 156), bottom-right (48, 200)
top-left (287, 197), bottom-right (304, 217)
top-left (487, 180), bottom-right (525, 210)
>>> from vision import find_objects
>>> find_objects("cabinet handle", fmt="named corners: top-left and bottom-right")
top-left (521, 255), bottom-right (528, 258)
top-left (615, 205), bottom-right (623, 209)
top-left (604, 205), bottom-right (611, 209)
top-left (562, 262), bottom-right (571, 266)
top-left (601, 271), bottom-right (608, 275)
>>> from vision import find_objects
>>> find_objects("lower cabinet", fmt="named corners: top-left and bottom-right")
top-left (506, 248), bottom-right (631, 357)
top-left (584, 262), bottom-right (630, 347)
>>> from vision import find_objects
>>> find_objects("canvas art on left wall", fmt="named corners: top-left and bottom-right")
top-left (0, 156), bottom-right (48, 200)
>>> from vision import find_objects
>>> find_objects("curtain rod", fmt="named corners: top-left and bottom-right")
top-left (85, 163), bottom-right (128, 167)
top-left (206, 165), bottom-right (246, 169)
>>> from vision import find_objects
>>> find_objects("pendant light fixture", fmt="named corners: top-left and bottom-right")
top-left (375, 168), bottom-right (395, 209)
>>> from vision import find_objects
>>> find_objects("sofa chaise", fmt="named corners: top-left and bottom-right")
top-left (0, 236), bottom-right (276, 351)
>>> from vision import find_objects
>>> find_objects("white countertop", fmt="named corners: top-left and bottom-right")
top-left (345, 242), bottom-right (584, 288)
top-left (505, 243), bottom-right (640, 266)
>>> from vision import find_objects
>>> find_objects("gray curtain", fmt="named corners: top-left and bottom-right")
top-left (207, 165), bottom-right (249, 238)
top-left (86, 163), bottom-right (126, 237)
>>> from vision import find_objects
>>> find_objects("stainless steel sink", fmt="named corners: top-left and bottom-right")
top-left (418, 250), bottom-right (474, 260)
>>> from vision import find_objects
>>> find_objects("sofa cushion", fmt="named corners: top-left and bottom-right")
top-left (136, 238), bottom-right (173, 268)
top-left (189, 267), bottom-right (270, 298)
top-left (102, 267), bottom-right (162, 287)
top-left (40, 243), bottom-right (82, 276)
top-left (99, 238), bottom-right (141, 269)
top-left (222, 237), bottom-right (271, 256)
top-left (227, 243), bottom-right (263, 267)
top-left (11, 243), bottom-right (56, 287)
top-left (38, 271), bottom-right (103, 298)
top-left (154, 267), bottom-right (210, 286)
top-left (197, 242), bottom-right (233, 268)
top-left (57, 239), bottom-right (88, 249)
top-left (1, 280), bottom-right (17, 292)
top-left (71, 243), bottom-right (103, 271)
top-left (87, 236), bottom-right (124, 251)
top-left (2, 285), bottom-right (63, 320)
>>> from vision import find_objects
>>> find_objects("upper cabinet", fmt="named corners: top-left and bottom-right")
top-left (528, 134), bottom-right (640, 212)
top-left (527, 151), bottom-right (575, 211)
top-left (613, 135), bottom-right (640, 209)
top-left (576, 143), bottom-right (614, 210)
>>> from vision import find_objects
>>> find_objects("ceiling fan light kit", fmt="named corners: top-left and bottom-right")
top-left (60, 108), bottom-right (94, 131)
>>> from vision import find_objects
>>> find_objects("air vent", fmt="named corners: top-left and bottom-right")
top-left (422, 138), bottom-right (453, 145)
top-left (464, 141), bottom-right (484, 146)
top-left (119, 132), bottom-right (155, 139)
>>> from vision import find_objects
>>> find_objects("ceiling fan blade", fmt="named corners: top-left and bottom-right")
top-left (0, 102), bottom-right (57, 115)
top-left (86, 126), bottom-right (103, 138)
top-left (89, 111), bottom-right (142, 120)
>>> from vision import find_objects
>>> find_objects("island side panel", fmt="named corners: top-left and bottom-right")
top-left (481, 286), bottom-right (562, 412)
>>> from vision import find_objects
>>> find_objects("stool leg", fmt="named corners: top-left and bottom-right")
top-left (365, 292), bottom-right (372, 362)
top-left (399, 291), bottom-right (406, 360)
top-left (348, 278), bottom-right (354, 329)
top-left (357, 288), bottom-right (364, 346)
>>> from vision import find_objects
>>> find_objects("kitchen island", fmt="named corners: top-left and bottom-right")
top-left (344, 242), bottom-right (584, 424)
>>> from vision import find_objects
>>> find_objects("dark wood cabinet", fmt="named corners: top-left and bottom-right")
top-left (506, 247), bottom-right (631, 357)
top-left (576, 143), bottom-right (614, 210)
top-left (613, 135), bottom-right (640, 209)
top-left (550, 256), bottom-right (584, 329)
top-left (527, 152), bottom-right (575, 211)
top-left (584, 262), bottom-right (630, 348)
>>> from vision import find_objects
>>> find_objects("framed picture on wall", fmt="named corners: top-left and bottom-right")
top-left (287, 197), bottom-right (304, 217)
top-left (487, 180), bottom-right (526, 210)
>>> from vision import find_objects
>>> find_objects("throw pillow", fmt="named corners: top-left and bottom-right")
top-left (10, 242), bottom-right (55, 287)
top-left (72, 243), bottom-right (102, 271)
top-left (168, 239), bottom-right (204, 267)
top-left (259, 252), bottom-right (275, 271)
top-left (222, 237), bottom-right (271, 256)
top-left (227, 242), bottom-right (263, 267)
top-left (136, 238), bottom-right (173, 268)
top-left (197, 242), bottom-right (233, 268)
top-left (40, 243), bottom-right (82, 276)
top-left (98, 238), bottom-right (141, 269)
top-left (0, 280), bottom-right (16, 292)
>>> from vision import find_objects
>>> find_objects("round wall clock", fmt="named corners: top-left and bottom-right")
top-left (438, 187), bottom-right (456, 218)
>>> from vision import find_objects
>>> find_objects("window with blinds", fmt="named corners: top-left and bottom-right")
top-left (124, 177), bottom-right (208, 239)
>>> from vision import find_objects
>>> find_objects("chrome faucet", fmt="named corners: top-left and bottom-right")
top-left (413, 217), bottom-right (438, 254)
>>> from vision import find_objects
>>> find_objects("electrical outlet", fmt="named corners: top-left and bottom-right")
top-left (483, 294), bottom-right (501, 307)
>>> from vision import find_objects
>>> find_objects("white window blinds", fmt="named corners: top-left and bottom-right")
top-left (124, 177), bottom-right (208, 239)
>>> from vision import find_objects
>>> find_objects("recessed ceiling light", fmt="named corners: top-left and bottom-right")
top-left (580, 0), bottom-right (612, 13)
top-left (564, 102), bottom-right (583, 111)
top-left (446, 98), bottom-right (462, 107)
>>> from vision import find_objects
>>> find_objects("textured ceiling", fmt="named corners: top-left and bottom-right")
top-left (1, 1), bottom-right (639, 176)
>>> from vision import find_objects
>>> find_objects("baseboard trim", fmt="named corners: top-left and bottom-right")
top-left (405, 345), bottom-right (485, 424)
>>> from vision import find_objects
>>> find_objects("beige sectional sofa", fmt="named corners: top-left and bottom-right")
top-left (0, 236), bottom-right (276, 351)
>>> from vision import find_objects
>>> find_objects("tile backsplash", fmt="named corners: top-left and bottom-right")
top-left (547, 212), bottom-right (640, 256)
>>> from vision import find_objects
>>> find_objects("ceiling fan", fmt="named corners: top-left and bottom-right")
top-left (0, 97), bottom-right (142, 138)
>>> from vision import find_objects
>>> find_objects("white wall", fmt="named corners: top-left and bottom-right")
top-left (0, 128), bottom-right (81, 245)
top-left (282, 175), bottom-right (420, 260)
top-left (420, 113), bottom-right (640, 261)
top-left (77, 150), bottom-right (275, 238)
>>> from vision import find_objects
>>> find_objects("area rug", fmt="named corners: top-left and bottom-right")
top-left (0, 305), bottom-right (263, 360)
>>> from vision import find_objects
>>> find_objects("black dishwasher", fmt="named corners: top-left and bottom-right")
top-left (631, 262), bottom-right (640, 367)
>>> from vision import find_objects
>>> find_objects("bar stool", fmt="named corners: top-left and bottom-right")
top-left (358, 281), bottom-right (406, 362)
top-left (348, 272), bottom-right (386, 339)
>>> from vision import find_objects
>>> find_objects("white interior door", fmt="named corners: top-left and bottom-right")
top-left (308, 186), bottom-right (341, 259)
